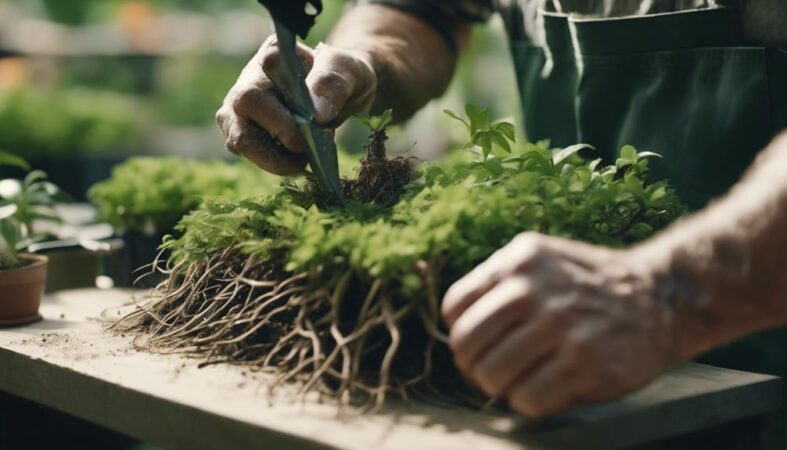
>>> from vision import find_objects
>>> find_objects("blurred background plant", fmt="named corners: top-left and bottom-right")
top-left (0, 150), bottom-right (62, 269)
top-left (0, 0), bottom-right (518, 199)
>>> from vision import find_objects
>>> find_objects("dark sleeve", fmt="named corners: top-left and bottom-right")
top-left (365, 0), bottom-right (494, 51)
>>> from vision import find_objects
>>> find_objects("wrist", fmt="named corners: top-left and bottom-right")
top-left (628, 234), bottom-right (707, 364)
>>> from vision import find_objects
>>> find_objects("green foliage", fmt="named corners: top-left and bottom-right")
top-left (359, 110), bottom-right (394, 133)
top-left (0, 86), bottom-right (143, 159)
top-left (165, 138), bottom-right (685, 291)
top-left (444, 105), bottom-right (516, 161)
top-left (88, 158), bottom-right (281, 235)
top-left (0, 153), bottom-right (62, 269)
top-left (0, 150), bottom-right (30, 171)
top-left (155, 57), bottom-right (244, 126)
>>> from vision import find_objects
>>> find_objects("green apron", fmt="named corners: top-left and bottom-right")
top-left (506, 4), bottom-right (787, 376)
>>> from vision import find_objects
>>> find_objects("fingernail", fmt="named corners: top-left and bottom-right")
top-left (311, 94), bottom-right (337, 124)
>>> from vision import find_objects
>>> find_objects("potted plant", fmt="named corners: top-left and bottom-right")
top-left (0, 151), bottom-right (62, 325)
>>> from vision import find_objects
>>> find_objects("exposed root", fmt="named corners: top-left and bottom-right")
top-left (342, 155), bottom-right (413, 207)
top-left (112, 251), bottom-right (483, 410)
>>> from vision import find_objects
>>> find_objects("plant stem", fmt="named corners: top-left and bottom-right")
top-left (367, 130), bottom-right (388, 159)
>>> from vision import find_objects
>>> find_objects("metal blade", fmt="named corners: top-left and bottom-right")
top-left (270, 20), bottom-right (344, 204)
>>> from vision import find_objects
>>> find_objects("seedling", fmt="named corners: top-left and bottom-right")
top-left (338, 109), bottom-right (412, 207)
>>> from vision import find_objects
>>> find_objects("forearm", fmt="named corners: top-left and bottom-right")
top-left (642, 131), bottom-right (787, 360)
top-left (327, 4), bottom-right (466, 121)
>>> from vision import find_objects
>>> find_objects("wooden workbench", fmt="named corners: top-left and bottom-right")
top-left (0, 289), bottom-right (783, 450)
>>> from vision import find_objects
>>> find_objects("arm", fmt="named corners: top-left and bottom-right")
top-left (216, 4), bottom-right (468, 175)
top-left (652, 131), bottom-right (787, 359)
top-left (441, 131), bottom-right (787, 418)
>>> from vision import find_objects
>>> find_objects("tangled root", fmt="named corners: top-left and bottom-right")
top-left (112, 250), bottom-right (485, 410)
top-left (342, 156), bottom-right (412, 207)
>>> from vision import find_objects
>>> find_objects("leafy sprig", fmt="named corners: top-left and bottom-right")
top-left (444, 105), bottom-right (516, 161)
top-left (359, 109), bottom-right (393, 133)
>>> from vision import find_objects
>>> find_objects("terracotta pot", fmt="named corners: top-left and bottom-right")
top-left (0, 254), bottom-right (48, 326)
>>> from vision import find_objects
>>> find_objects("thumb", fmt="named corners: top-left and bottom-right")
top-left (307, 44), bottom-right (377, 126)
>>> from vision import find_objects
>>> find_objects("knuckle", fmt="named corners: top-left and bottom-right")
top-left (262, 34), bottom-right (278, 50)
top-left (215, 108), bottom-right (228, 129)
top-left (311, 70), bottom-right (351, 96)
top-left (513, 232), bottom-right (540, 246)
top-left (513, 233), bottom-right (548, 264)
top-left (261, 49), bottom-right (280, 73)
top-left (473, 367), bottom-right (505, 397)
top-left (231, 88), bottom-right (256, 113)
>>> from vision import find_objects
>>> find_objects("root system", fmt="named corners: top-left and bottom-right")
top-left (113, 250), bottom-right (485, 410)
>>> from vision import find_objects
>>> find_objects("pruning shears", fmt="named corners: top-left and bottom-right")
top-left (257, 0), bottom-right (344, 204)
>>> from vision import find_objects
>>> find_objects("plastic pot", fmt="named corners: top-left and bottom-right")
top-left (0, 254), bottom-right (48, 326)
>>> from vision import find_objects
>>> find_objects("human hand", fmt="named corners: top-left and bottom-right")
top-left (216, 36), bottom-right (378, 175)
top-left (442, 233), bottom-right (677, 418)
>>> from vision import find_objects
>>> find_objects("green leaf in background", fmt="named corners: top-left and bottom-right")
top-left (444, 107), bottom-right (518, 162)
top-left (552, 144), bottom-right (595, 166)
top-left (0, 204), bottom-right (18, 221)
top-left (637, 151), bottom-right (663, 160)
top-left (0, 219), bottom-right (21, 254)
top-left (0, 150), bottom-right (30, 171)
top-left (465, 104), bottom-right (491, 132)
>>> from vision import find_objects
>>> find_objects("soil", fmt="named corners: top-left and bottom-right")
top-left (342, 155), bottom-right (413, 207)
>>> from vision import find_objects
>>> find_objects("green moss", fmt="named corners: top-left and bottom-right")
top-left (166, 141), bottom-right (685, 285)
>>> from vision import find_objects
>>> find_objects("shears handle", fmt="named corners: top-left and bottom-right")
top-left (257, 0), bottom-right (323, 39)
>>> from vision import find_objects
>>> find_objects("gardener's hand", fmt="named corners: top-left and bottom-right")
top-left (216, 35), bottom-right (378, 175)
top-left (442, 233), bottom-right (678, 419)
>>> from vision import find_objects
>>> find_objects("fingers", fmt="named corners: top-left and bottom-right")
top-left (260, 36), bottom-right (315, 79)
top-left (471, 312), bottom-right (566, 397)
top-left (449, 277), bottom-right (536, 373)
top-left (307, 44), bottom-right (377, 125)
top-left (507, 359), bottom-right (576, 419)
top-left (221, 116), bottom-right (307, 176)
top-left (231, 82), bottom-right (306, 154)
top-left (442, 233), bottom-right (545, 328)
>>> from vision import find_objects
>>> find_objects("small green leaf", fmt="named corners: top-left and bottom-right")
top-left (0, 150), bottom-right (30, 171)
top-left (0, 204), bottom-right (17, 221)
top-left (636, 151), bottom-right (663, 160)
top-left (552, 144), bottom-right (595, 166)
top-left (491, 132), bottom-right (512, 153)
top-left (23, 170), bottom-right (48, 189)
top-left (494, 122), bottom-right (516, 142)
top-left (620, 145), bottom-right (638, 161)
top-left (0, 179), bottom-right (22, 199)
top-left (360, 109), bottom-right (394, 132)
top-left (465, 104), bottom-right (491, 132)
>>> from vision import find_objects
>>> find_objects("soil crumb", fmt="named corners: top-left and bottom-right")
top-left (342, 156), bottom-right (413, 206)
